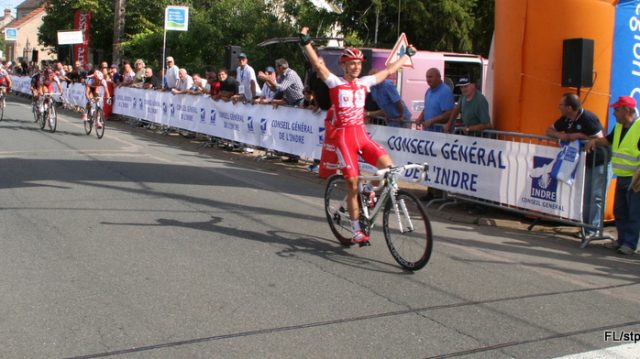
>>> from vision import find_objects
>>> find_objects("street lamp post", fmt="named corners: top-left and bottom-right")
top-left (397, 0), bottom-right (401, 38)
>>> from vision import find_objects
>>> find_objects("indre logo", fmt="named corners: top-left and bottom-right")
top-left (529, 156), bottom-right (558, 202)
top-left (200, 108), bottom-right (206, 123)
top-left (170, 103), bottom-right (175, 116)
top-left (247, 116), bottom-right (254, 132)
top-left (260, 118), bottom-right (268, 134)
top-left (210, 109), bottom-right (216, 125)
top-left (318, 126), bottom-right (325, 145)
top-left (162, 102), bottom-right (167, 114)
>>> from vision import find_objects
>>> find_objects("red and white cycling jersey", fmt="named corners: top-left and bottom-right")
top-left (85, 74), bottom-right (108, 89)
top-left (323, 73), bottom-right (387, 179)
top-left (0, 69), bottom-right (9, 87)
top-left (324, 73), bottom-right (377, 128)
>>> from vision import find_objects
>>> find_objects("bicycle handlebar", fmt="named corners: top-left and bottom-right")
top-left (364, 162), bottom-right (429, 183)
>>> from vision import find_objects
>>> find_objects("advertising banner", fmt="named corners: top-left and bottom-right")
top-left (57, 30), bottom-right (83, 45)
top-left (73, 10), bottom-right (92, 67)
top-left (4, 28), bottom-right (16, 42)
top-left (165, 6), bottom-right (189, 31)
top-left (610, 0), bottom-right (640, 132)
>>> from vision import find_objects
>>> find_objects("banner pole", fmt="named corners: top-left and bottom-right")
top-left (161, 28), bottom-right (167, 88)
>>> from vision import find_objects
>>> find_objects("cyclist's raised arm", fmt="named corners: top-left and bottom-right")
top-left (372, 45), bottom-right (416, 85)
top-left (299, 27), bottom-right (331, 81)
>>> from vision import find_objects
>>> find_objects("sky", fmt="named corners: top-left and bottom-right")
top-left (0, 0), bottom-right (17, 14)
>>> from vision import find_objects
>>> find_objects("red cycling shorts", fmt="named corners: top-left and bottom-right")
top-left (334, 124), bottom-right (387, 179)
top-left (319, 108), bottom-right (338, 179)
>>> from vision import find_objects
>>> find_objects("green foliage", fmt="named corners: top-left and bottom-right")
top-left (324, 0), bottom-right (492, 55)
top-left (38, 0), bottom-right (495, 73)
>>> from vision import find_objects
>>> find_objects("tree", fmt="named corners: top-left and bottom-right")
top-left (38, 0), bottom-right (494, 72)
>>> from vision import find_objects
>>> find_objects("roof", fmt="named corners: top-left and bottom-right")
top-left (16, 0), bottom-right (45, 10)
top-left (5, 4), bottom-right (45, 28)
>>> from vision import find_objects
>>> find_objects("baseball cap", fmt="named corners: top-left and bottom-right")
top-left (609, 96), bottom-right (637, 109)
top-left (238, 52), bottom-right (247, 59)
top-left (456, 77), bottom-right (472, 87)
top-left (265, 66), bottom-right (275, 73)
top-left (110, 64), bottom-right (119, 68)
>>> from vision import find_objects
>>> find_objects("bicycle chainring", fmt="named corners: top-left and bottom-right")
top-left (359, 215), bottom-right (371, 236)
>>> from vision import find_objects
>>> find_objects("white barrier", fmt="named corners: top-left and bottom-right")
top-left (11, 75), bottom-right (95, 108)
top-left (367, 126), bottom-right (585, 221)
top-left (10, 77), bottom-right (585, 222)
top-left (113, 87), bottom-right (326, 159)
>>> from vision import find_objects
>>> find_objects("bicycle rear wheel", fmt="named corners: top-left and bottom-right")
top-left (383, 190), bottom-right (433, 271)
top-left (324, 174), bottom-right (353, 246)
top-left (95, 109), bottom-right (105, 139)
top-left (47, 105), bottom-right (57, 133)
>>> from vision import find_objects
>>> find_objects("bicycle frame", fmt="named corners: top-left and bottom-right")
top-left (335, 163), bottom-right (428, 233)
top-left (89, 96), bottom-right (103, 115)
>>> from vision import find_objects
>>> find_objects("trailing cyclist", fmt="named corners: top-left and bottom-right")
top-left (299, 26), bottom-right (416, 244)
top-left (82, 69), bottom-right (111, 129)
top-left (0, 62), bottom-right (12, 104)
top-left (30, 67), bottom-right (64, 112)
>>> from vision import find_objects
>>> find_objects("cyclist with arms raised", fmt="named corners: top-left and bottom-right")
top-left (299, 26), bottom-right (416, 244)
top-left (82, 69), bottom-right (111, 128)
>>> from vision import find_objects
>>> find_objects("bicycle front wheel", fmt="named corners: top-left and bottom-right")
top-left (84, 115), bottom-right (93, 135)
top-left (324, 174), bottom-right (353, 246)
top-left (47, 105), bottom-right (57, 133)
top-left (383, 190), bottom-right (433, 271)
top-left (95, 109), bottom-right (105, 139)
top-left (32, 103), bottom-right (40, 123)
top-left (0, 97), bottom-right (5, 121)
top-left (39, 109), bottom-right (47, 130)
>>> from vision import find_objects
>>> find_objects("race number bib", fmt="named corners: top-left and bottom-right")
top-left (338, 88), bottom-right (365, 108)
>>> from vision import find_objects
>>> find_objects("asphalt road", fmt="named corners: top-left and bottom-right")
top-left (1, 97), bottom-right (639, 358)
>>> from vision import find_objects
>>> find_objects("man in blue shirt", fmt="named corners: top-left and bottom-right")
top-left (366, 70), bottom-right (412, 128)
top-left (414, 68), bottom-right (455, 131)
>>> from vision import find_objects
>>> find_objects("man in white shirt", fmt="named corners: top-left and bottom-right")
top-left (163, 56), bottom-right (179, 90)
top-left (234, 52), bottom-right (258, 103)
top-left (171, 68), bottom-right (193, 95)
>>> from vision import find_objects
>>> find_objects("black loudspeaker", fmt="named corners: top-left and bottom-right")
top-left (561, 38), bottom-right (594, 88)
top-left (224, 45), bottom-right (242, 74)
top-left (32, 49), bottom-right (38, 62)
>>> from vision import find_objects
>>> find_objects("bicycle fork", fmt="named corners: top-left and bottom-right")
top-left (390, 192), bottom-right (415, 234)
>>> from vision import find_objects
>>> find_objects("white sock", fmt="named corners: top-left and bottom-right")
top-left (351, 220), bottom-right (361, 233)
